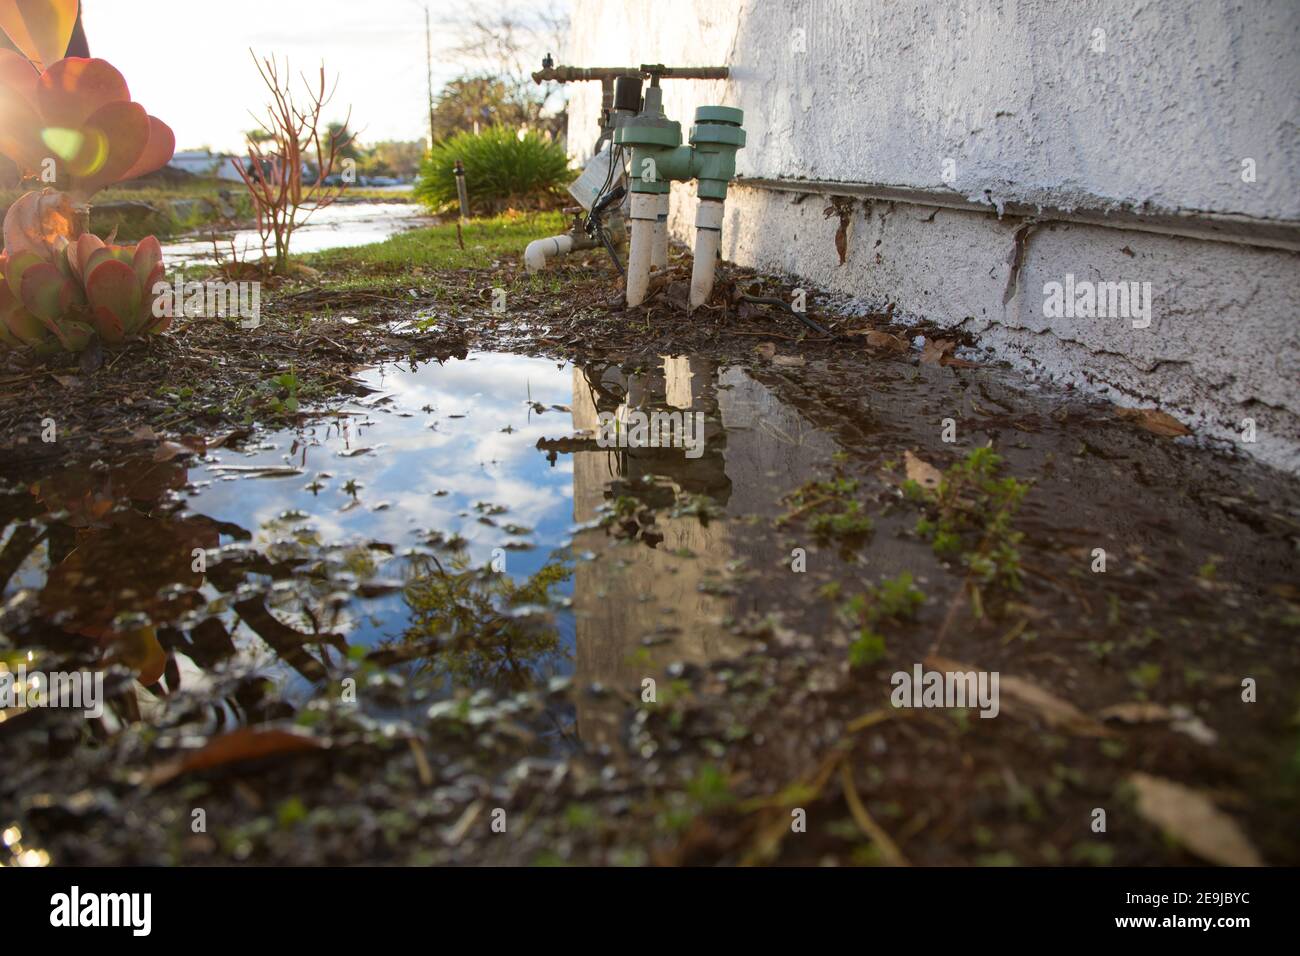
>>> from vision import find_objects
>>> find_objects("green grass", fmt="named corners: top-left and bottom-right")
top-left (303, 211), bottom-right (567, 278)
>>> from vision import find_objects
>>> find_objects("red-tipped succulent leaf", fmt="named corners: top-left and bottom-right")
top-left (0, 194), bottom-right (168, 352)
top-left (0, 54), bottom-right (174, 197)
top-left (0, 0), bottom-right (79, 72)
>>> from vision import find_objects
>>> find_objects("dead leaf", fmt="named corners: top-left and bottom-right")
top-left (920, 338), bottom-right (956, 365)
top-left (1129, 773), bottom-right (1262, 866)
top-left (824, 199), bottom-right (853, 265)
top-left (904, 451), bottom-right (943, 490)
top-left (112, 626), bottom-right (167, 685)
top-left (147, 727), bottom-right (327, 787)
top-left (1114, 406), bottom-right (1191, 438)
top-left (206, 428), bottom-right (251, 450)
top-left (1169, 706), bottom-right (1219, 745)
top-left (928, 655), bottom-right (1111, 736)
top-left (854, 330), bottom-right (908, 352)
top-left (2, 189), bottom-right (75, 260)
top-left (754, 342), bottom-right (777, 360)
top-left (998, 674), bottom-right (1111, 736)
top-left (1099, 702), bottom-right (1172, 723)
top-left (153, 441), bottom-right (197, 462)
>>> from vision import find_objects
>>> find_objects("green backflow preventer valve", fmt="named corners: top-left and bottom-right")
top-left (614, 79), bottom-right (745, 310)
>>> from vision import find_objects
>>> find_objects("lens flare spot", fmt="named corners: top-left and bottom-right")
top-left (40, 127), bottom-right (83, 161)
top-left (47, 127), bottom-right (109, 177)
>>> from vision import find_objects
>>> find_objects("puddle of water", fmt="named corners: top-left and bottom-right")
top-left (161, 201), bottom-right (431, 267)
top-left (0, 352), bottom-right (836, 745)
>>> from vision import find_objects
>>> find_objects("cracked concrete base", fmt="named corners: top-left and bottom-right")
top-left (668, 181), bottom-right (1300, 474)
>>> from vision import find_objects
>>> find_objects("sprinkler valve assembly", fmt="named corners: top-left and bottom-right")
top-left (615, 84), bottom-right (745, 309)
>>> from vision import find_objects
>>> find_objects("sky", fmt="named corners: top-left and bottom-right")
top-left (80, 0), bottom-right (571, 153)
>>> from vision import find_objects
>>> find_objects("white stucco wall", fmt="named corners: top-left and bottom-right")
top-left (564, 0), bottom-right (1300, 472)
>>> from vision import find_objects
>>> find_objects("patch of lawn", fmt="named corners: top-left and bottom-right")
top-left (304, 211), bottom-right (567, 278)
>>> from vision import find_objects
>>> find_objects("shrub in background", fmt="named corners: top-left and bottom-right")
top-left (415, 127), bottom-right (571, 216)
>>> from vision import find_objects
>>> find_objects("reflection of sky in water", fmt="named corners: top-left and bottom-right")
top-left (3, 351), bottom-right (836, 740)
top-left (181, 353), bottom-right (580, 653)
top-left (161, 202), bottom-right (428, 266)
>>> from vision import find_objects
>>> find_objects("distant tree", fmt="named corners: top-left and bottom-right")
top-left (444, 3), bottom-right (568, 138)
top-left (357, 140), bottom-right (425, 180)
top-left (431, 75), bottom-right (529, 140)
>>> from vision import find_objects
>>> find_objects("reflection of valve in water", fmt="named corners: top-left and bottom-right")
top-left (610, 355), bottom-right (731, 505)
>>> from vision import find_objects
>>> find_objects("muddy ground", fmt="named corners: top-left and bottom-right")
top-left (1, 240), bottom-right (1297, 866)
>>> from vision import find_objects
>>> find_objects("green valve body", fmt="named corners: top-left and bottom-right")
top-left (616, 102), bottom-right (745, 201)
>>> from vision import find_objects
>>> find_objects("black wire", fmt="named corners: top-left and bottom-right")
top-left (585, 143), bottom-right (623, 235)
top-left (736, 295), bottom-right (838, 338)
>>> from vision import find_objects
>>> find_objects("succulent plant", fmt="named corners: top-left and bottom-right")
top-left (0, 0), bottom-right (79, 71)
top-left (0, 3), bottom-right (174, 352)
top-left (0, 52), bottom-right (174, 198)
top-left (1, 195), bottom-right (169, 352)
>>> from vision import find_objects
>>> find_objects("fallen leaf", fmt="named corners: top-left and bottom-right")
top-left (928, 655), bottom-right (1111, 736)
top-left (856, 330), bottom-right (908, 352)
top-left (1099, 702), bottom-right (1172, 723)
top-left (754, 342), bottom-right (777, 360)
top-left (206, 427), bottom-right (251, 450)
top-left (153, 441), bottom-right (196, 462)
top-left (1114, 406), bottom-right (1191, 438)
top-left (112, 626), bottom-right (166, 685)
top-left (147, 727), bottom-right (327, 786)
top-left (904, 451), bottom-right (943, 490)
top-left (824, 200), bottom-right (852, 265)
top-left (1169, 706), bottom-right (1219, 745)
top-left (998, 674), bottom-right (1112, 736)
top-left (1129, 772), bottom-right (1262, 866)
top-left (920, 338), bottom-right (956, 365)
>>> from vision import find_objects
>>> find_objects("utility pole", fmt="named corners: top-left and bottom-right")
top-left (424, 3), bottom-right (435, 149)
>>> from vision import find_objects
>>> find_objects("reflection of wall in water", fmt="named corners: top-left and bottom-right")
top-left (567, 357), bottom-right (837, 745)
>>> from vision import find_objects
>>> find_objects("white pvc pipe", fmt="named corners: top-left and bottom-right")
top-left (524, 234), bottom-right (575, 273)
top-left (689, 199), bottom-right (724, 311)
top-left (651, 192), bottom-right (670, 269)
top-left (625, 192), bottom-right (658, 307)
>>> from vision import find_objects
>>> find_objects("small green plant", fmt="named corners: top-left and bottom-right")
top-left (415, 127), bottom-right (572, 215)
top-left (840, 572), bottom-right (926, 667)
top-left (780, 474), bottom-right (873, 541)
top-left (904, 447), bottom-right (1029, 594)
top-left (265, 369), bottom-right (300, 416)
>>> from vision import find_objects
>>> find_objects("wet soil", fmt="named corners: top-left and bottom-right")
top-left (1, 247), bottom-right (1297, 866)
